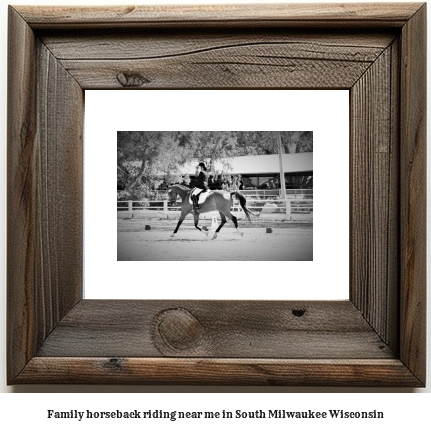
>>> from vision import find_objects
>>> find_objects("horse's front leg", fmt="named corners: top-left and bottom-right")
top-left (212, 212), bottom-right (227, 240)
top-left (170, 212), bottom-right (187, 237)
top-left (194, 213), bottom-right (208, 237)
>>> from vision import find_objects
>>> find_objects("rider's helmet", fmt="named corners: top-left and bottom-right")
top-left (198, 162), bottom-right (207, 171)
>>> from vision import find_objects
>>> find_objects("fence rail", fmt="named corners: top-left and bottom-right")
top-left (118, 188), bottom-right (312, 200)
top-left (117, 196), bottom-right (313, 218)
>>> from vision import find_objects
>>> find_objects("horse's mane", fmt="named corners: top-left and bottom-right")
top-left (170, 184), bottom-right (191, 199)
top-left (171, 184), bottom-right (190, 191)
top-left (172, 184), bottom-right (190, 192)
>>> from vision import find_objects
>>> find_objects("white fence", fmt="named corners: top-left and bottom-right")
top-left (121, 188), bottom-right (312, 201)
top-left (117, 195), bottom-right (313, 220)
top-left (237, 189), bottom-right (312, 199)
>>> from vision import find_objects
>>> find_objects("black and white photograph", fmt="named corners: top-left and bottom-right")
top-left (117, 131), bottom-right (313, 261)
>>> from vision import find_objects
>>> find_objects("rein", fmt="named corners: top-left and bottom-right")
top-left (168, 185), bottom-right (190, 202)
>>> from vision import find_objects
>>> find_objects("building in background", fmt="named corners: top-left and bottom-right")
top-left (180, 152), bottom-right (313, 191)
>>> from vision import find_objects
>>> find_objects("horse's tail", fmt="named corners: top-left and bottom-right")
top-left (231, 191), bottom-right (258, 222)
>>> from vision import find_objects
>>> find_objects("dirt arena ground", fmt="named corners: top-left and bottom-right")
top-left (118, 219), bottom-right (313, 261)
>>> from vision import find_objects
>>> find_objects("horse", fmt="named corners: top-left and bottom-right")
top-left (167, 184), bottom-right (256, 240)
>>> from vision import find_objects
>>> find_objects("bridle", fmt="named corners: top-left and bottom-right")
top-left (167, 188), bottom-right (177, 206)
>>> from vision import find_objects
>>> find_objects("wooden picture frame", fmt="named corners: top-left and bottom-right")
top-left (7, 3), bottom-right (426, 386)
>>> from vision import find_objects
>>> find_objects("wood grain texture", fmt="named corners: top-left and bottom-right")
top-left (7, 3), bottom-right (427, 386)
top-left (7, 6), bottom-right (38, 381)
top-left (42, 31), bottom-right (395, 89)
top-left (35, 41), bottom-right (84, 335)
top-left (399, 4), bottom-right (427, 385)
top-left (15, 3), bottom-right (423, 29)
top-left (59, 38), bottom-right (393, 89)
top-left (15, 358), bottom-right (423, 386)
top-left (60, 56), bottom-right (373, 90)
top-left (36, 300), bottom-right (393, 359)
top-left (350, 44), bottom-right (398, 347)
top-left (387, 38), bottom-right (401, 352)
top-left (7, 6), bottom-right (83, 383)
top-left (41, 31), bottom-right (395, 60)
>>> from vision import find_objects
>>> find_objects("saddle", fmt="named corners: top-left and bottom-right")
top-left (189, 190), bottom-right (212, 205)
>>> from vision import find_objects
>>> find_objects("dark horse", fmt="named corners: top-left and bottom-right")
top-left (167, 185), bottom-right (256, 239)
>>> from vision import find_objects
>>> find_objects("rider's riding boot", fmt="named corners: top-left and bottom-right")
top-left (193, 195), bottom-right (200, 210)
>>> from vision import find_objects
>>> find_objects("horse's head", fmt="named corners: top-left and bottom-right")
top-left (167, 188), bottom-right (177, 206)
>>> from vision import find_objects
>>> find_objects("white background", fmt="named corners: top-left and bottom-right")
top-left (85, 90), bottom-right (349, 300)
top-left (0, 0), bottom-right (429, 425)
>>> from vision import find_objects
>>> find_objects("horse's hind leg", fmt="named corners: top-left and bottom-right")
top-left (193, 213), bottom-right (208, 237)
top-left (225, 211), bottom-right (244, 237)
top-left (212, 212), bottom-right (227, 240)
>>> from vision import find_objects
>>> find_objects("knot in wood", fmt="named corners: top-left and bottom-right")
top-left (108, 358), bottom-right (123, 369)
top-left (155, 308), bottom-right (203, 351)
top-left (292, 308), bottom-right (306, 317)
top-left (116, 71), bottom-right (150, 87)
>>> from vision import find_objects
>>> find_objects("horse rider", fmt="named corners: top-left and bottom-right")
top-left (191, 162), bottom-right (209, 211)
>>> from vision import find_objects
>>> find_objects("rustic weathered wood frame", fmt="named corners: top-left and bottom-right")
top-left (7, 3), bottom-right (426, 386)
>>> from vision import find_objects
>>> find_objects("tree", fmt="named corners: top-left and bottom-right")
top-left (236, 131), bottom-right (274, 155)
top-left (182, 131), bottom-right (237, 165)
top-left (117, 131), bottom-right (313, 198)
top-left (281, 131), bottom-right (313, 153)
top-left (172, 131), bottom-right (239, 182)
top-left (117, 131), bottom-right (188, 199)
top-left (236, 131), bottom-right (313, 155)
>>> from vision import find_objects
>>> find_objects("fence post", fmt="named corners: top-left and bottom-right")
top-left (163, 200), bottom-right (168, 212)
top-left (128, 200), bottom-right (133, 213)
top-left (285, 199), bottom-right (291, 220)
